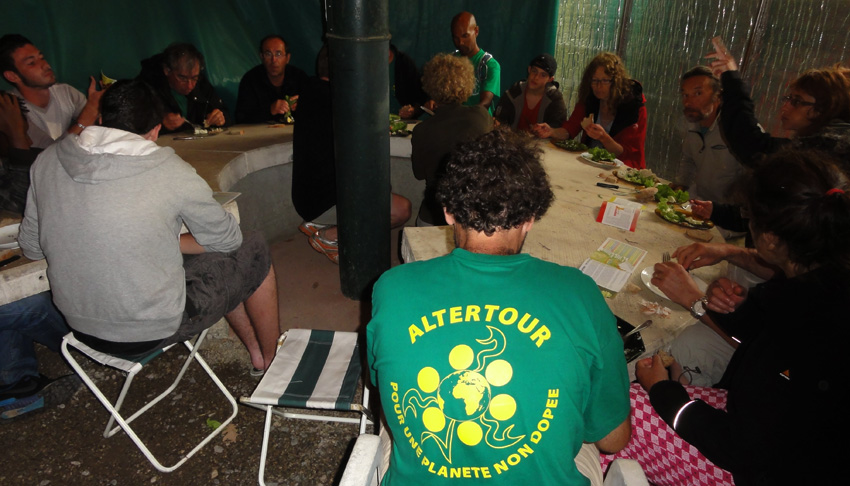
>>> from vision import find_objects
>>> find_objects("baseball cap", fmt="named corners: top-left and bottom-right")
top-left (529, 53), bottom-right (556, 77)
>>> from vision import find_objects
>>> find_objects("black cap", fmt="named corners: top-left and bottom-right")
top-left (529, 53), bottom-right (556, 77)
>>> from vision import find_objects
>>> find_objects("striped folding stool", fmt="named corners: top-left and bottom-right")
top-left (240, 329), bottom-right (374, 486)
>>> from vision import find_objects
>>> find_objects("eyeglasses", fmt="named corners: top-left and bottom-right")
top-left (262, 50), bottom-right (286, 60)
top-left (780, 95), bottom-right (816, 108)
top-left (591, 78), bottom-right (613, 85)
top-left (171, 72), bottom-right (200, 83)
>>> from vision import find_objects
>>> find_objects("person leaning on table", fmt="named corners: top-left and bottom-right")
top-left (603, 148), bottom-right (850, 485)
top-left (532, 52), bottom-right (647, 169)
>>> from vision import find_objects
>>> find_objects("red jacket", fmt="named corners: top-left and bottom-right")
top-left (562, 80), bottom-right (647, 168)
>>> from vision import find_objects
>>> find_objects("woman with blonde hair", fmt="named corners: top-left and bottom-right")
top-left (411, 53), bottom-right (493, 225)
top-left (534, 52), bottom-right (647, 168)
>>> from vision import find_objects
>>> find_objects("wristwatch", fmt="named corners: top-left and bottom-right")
top-left (689, 296), bottom-right (709, 318)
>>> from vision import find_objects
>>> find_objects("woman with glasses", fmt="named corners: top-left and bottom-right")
top-left (604, 148), bottom-right (850, 485)
top-left (533, 52), bottom-right (646, 168)
top-left (708, 39), bottom-right (850, 167)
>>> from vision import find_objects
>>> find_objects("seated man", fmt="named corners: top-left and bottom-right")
top-left (19, 79), bottom-right (279, 373)
top-left (0, 34), bottom-right (101, 148)
top-left (235, 35), bottom-right (309, 124)
top-left (0, 292), bottom-right (77, 420)
top-left (496, 53), bottom-right (567, 133)
top-left (137, 42), bottom-right (228, 133)
top-left (368, 130), bottom-right (631, 484)
top-left (411, 53), bottom-right (492, 226)
top-left (293, 45), bottom-right (410, 264)
top-left (675, 67), bottom-right (743, 208)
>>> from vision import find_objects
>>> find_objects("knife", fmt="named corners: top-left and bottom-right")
top-left (596, 182), bottom-right (619, 189)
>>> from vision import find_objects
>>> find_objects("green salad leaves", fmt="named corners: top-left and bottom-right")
top-left (655, 184), bottom-right (689, 203)
top-left (554, 139), bottom-right (588, 151)
top-left (587, 147), bottom-right (616, 162)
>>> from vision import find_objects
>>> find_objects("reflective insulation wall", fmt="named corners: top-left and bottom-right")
top-left (554, 0), bottom-right (850, 180)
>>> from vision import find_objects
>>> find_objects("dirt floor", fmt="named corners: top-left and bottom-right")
top-left (0, 335), bottom-right (370, 486)
top-left (0, 232), bottom-right (390, 486)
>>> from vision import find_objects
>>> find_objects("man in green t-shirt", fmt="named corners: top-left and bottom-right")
top-left (368, 130), bottom-right (631, 485)
top-left (451, 12), bottom-right (500, 115)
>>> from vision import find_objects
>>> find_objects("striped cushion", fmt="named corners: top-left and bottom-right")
top-left (248, 329), bottom-right (362, 410)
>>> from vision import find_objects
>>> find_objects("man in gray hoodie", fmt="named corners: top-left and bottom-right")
top-left (18, 79), bottom-right (280, 373)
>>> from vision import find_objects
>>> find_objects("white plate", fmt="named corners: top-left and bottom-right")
top-left (580, 152), bottom-right (624, 167)
top-left (640, 266), bottom-right (707, 301)
top-left (0, 223), bottom-right (20, 250)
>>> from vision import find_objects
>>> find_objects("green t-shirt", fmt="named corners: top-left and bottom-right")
top-left (368, 249), bottom-right (630, 485)
top-left (170, 88), bottom-right (188, 116)
top-left (460, 49), bottom-right (500, 115)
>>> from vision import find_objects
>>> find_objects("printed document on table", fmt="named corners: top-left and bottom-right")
top-left (579, 238), bottom-right (648, 292)
top-left (596, 197), bottom-right (642, 232)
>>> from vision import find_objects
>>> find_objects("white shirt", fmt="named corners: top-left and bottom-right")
top-left (14, 83), bottom-right (86, 149)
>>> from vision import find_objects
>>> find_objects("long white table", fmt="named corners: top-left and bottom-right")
top-left (401, 143), bottom-right (727, 358)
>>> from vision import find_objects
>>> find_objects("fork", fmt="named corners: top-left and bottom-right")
top-left (662, 251), bottom-right (671, 263)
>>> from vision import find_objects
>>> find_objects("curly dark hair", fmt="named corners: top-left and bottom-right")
top-left (744, 148), bottom-right (850, 270)
top-left (436, 130), bottom-right (554, 236)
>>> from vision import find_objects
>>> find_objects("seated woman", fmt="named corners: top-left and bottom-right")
top-left (708, 38), bottom-right (850, 168)
top-left (533, 52), bottom-right (646, 168)
top-left (603, 148), bottom-right (850, 485)
top-left (410, 53), bottom-right (493, 226)
top-left (495, 53), bottom-right (567, 133)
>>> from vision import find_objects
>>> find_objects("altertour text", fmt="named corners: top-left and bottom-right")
top-left (408, 304), bottom-right (551, 347)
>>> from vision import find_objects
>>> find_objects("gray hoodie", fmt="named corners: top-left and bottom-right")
top-left (19, 127), bottom-right (241, 342)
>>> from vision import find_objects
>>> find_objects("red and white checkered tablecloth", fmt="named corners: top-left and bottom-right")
top-left (600, 383), bottom-right (735, 486)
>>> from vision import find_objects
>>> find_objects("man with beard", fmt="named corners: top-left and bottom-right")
top-left (0, 34), bottom-right (101, 149)
top-left (675, 66), bottom-right (743, 205)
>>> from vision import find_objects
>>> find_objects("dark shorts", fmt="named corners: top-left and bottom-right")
top-left (75, 232), bottom-right (271, 357)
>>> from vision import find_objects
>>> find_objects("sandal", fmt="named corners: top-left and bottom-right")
top-left (309, 233), bottom-right (339, 264)
top-left (298, 221), bottom-right (331, 238)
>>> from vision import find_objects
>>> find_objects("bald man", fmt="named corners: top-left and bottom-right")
top-left (451, 12), bottom-right (500, 115)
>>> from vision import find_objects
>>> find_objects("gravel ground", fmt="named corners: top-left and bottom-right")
top-left (0, 334), bottom-right (369, 486)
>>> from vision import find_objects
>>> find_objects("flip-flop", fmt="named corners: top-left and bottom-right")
top-left (298, 221), bottom-right (331, 238)
top-left (309, 233), bottom-right (339, 264)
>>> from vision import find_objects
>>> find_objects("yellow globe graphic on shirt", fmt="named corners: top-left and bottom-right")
top-left (437, 370), bottom-right (491, 421)
top-left (411, 330), bottom-right (522, 452)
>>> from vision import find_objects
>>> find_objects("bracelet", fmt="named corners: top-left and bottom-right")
top-left (76, 122), bottom-right (87, 130)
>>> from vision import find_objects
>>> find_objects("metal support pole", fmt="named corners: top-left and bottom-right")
top-left (326, 0), bottom-right (391, 299)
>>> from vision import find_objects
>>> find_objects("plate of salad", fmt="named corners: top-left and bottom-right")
top-left (552, 139), bottom-right (588, 152)
top-left (654, 184), bottom-right (689, 204)
top-left (613, 167), bottom-right (661, 187)
top-left (655, 200), bottom-right (714, 229)
top-left (580, 147), bottom-right (623, 167)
